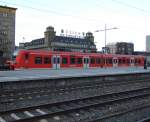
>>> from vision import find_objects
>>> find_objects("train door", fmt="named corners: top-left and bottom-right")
top-left (113, 57), bottom-right (118, 67)
top-left (24, 53), bottom-right (29, 68)
top-left (83, 57), bottom-right (89, 68)
top-left (130, 57), bottom-right (134, 67)
top-left (52, 55), bottom-right (60, 69)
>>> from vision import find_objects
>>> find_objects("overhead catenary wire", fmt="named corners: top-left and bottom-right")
top-left (0, 1), bottom-right (106, 24)
top-left (111, 0), bottom-right (150, 14)
top-left (0, 1), bottom-right (69, 16)
top-left (1, 0), bottom-right (150, 27)
top-left (0, 0), bottom-right (149, 35)
top-left (0, 0), bottom-right (148, 51)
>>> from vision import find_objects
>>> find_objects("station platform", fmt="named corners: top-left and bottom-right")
top-left (0, 67), bottom-right (149, 82)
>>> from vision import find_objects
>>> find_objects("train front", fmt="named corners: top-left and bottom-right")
top-left (11, 50), bottom-right (23, 70)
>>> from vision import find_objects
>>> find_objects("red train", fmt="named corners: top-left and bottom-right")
top-left (11, 50), bottom-right (145, 69)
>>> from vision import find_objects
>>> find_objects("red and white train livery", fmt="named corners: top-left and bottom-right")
top-left (11, 50), bottom-right (145, 69)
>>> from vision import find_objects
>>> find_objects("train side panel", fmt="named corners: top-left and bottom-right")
top-left (13, 50), bottom-right (145, 69)
top-left (27, 53), bottom-right (52, 68)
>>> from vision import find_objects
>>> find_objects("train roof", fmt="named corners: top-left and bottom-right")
top-left (17, 50), bottom-right (145, 58)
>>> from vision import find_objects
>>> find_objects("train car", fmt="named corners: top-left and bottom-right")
top-left (11, 50), bottom-right (145, 70)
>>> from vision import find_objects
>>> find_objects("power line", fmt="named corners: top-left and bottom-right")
top-left (0, 0), bottom-right (148, 32)
top-left (0, 1), bottom-right (106, 24)
top-left (111, 0), bottom-right (150, 14)
top-left (0, 1), bottom-right (69, 16)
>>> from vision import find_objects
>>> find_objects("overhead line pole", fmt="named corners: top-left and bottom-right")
top-left (95, 24), bottom-right (118, 53)
top-left (95, 24), bottom-right (118, 68)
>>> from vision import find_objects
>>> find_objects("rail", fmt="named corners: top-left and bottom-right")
top-left (1, 87), bottom-right (150, 122)
top-left (1, 72), bottom-right (150, 121)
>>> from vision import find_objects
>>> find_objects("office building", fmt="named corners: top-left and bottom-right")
top-left (0, 5), bottom-right (17, 59)
top-left (146, 35), bottom-right (150, 52)
top-left (106, 42), bottom-right (134, 55)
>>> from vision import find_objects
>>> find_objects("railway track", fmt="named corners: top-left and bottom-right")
top-left (1, 86), bottom-right (150, 122)
top-left (137, 117), bottom-right (150, 122)
top-left (1, 74), bottom-right (150, 101)
top-left (1, 77), bottom-right (150, 112)
top-left (1, 72), bottom-right (150, 121)
top-left (1, 72), bottom-right (150, 92)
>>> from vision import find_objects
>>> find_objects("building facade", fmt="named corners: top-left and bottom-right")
top-left (20, 26), bottom-right (97, 53)
top-left (106, 42), bottom-right (134, 55)
top-left (0, 5), bottom-right (17, 59)
top-left (146, 35), bottom-right (150, 52)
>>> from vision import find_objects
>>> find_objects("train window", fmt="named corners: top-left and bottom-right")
top-left (87, 58), bottom-right (89, 63)
top-left (96, 58), bottom-right (101, 64)
top-left (135, 59), bottom-right (137, 64)
top-left (62, 57), bottom-right (68, 64)
top-left (122, 59), bottom-right (125, 64)
top-left (35, 57), bottom-right (42, 64)
top-left (127, 59), bottom-right (130, 64)
top-left (105, 58), bottom-right (112, 64)
top-left (138, 59), bottom-right (141, 64)
top-left (53, 58), bottom-right (56, 64)
top-left (77, 58), bottom-right (82, 64)
top-left (91, 58), bottom-right (95, 64)
top-left (70, 56), bottom-right (75, 64)
top-left (109, 58), bottom-right (112, 64)
top-left (44, 57), bottom-right (51, 64)
top-left (119, 59), bottom-right (122, 64)
top-left (57, 57), bottom-right (60, 64)
top-left (84, 58), bottom-right (89, 64)
top-left (25, 53), bottom-right (29, 60)
top-left (84, 58), bottom-right (86, 63)
top-left (113, 59), bottom-right (118, 64)
top-left (101, 58), bottom-right (104, 64)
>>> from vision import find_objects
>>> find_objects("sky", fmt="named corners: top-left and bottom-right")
top-left (1, 0), bottom-right (150, 51)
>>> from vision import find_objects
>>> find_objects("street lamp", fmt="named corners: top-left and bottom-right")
top-left (95, 24), bottom-right (118, 53)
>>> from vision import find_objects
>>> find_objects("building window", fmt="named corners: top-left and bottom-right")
top-left (62, 57), bottom-right (68, 64)
top-left (35, 57), bottom-right (42, 64)
top-left (3, 13), bottom-right (8, 17)
top-left (44, 57), bottom-right (51, 64)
